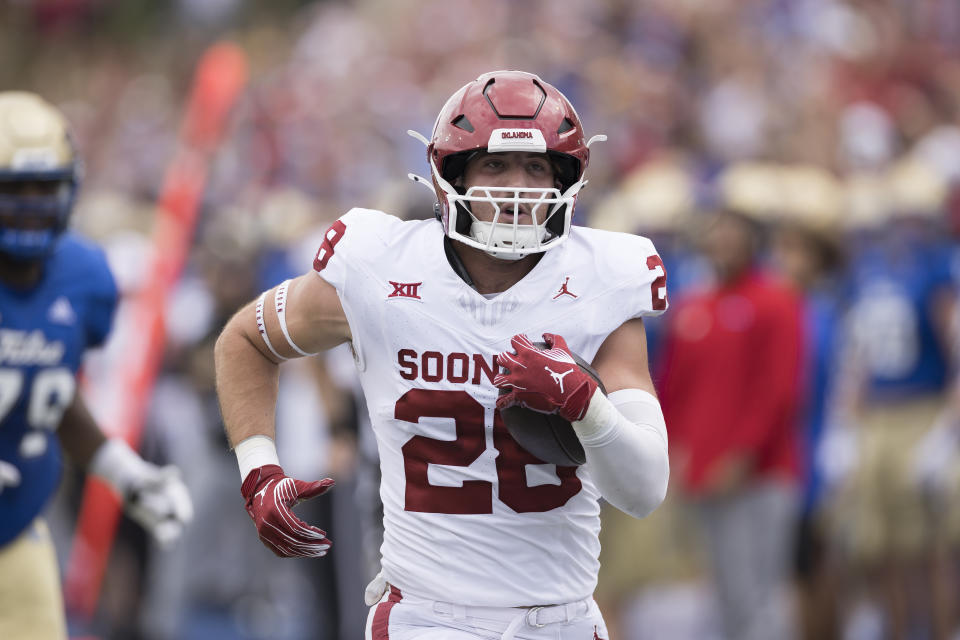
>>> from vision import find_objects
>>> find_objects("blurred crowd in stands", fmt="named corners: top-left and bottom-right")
top-left (5, 0), bottom-right (960, 638)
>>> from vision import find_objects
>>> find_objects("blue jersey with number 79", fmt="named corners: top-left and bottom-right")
top-left (0, 232), bottom-right (117, 546)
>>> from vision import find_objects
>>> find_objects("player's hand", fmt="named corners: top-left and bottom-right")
top-left (124, 464), bottom-right (194, 549)
top-left (90, 439), bottom-right (193, 549)
top-left (241, 464), bottom-right (334, 558)
top-left (494, 333), bottom-right (598, 422)
top-left (364, 569), bottom-right (387, 606)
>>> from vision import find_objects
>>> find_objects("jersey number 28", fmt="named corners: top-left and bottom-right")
top-left (397, 389), bottom-right (582, 514)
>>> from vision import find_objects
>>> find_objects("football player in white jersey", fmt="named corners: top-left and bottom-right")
top-left (215, 70), bottom-right (670, 640)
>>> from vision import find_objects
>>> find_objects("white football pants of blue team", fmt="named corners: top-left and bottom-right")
top-left (365, 585), bottom-right (609, 640)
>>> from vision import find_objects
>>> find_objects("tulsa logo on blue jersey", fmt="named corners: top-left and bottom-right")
top-left (0, 329), bottom-right (65, 366)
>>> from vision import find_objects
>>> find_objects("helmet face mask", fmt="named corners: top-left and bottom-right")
top-left (443, 179), bottom-right (579, 260)
top-left (411, 70), bottom-right (599, 260)
top-left (0, 92), bottom-right (79, 262)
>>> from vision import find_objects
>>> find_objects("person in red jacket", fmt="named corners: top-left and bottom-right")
top-left (658, 208), bottom-right (804, 640)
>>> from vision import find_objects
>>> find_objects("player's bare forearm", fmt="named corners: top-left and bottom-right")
top-left (57, 392), bottom-right (107, 469)
top-left (214, 273), bottom-right (352, 448)
top-left (214, 307), bottom-right (282, 447)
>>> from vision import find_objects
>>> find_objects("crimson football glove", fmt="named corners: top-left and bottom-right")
top-left (241, 464), bottom-right (334, 558)
top-left (494, 333), bottom-right (598, 422)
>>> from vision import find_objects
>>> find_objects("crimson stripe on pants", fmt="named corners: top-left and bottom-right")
top-left (371, 586), bottom-right (403, 639)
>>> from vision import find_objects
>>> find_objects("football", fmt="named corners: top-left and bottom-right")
top-left (498, 342), bottom-right (605, 466)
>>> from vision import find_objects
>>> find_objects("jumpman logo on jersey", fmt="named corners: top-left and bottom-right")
top-left (594, 627), bottom-right (606, 640)
top-left (552, 276), bottom-right (577, 299)
top-left (545, 365), bottom-right (573, 392)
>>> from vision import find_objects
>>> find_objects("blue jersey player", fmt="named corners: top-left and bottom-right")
top-left (0, 92), bottom-right (193, 640)
top-left (829, 207), bottom-right (957, 638)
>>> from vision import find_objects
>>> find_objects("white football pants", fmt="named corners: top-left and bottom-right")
top-left (365, 586), bottom-right (609, 640)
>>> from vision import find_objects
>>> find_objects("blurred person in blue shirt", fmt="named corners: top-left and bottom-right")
top-left (0, 92), bottom-right (192, 640)
top-left (824, 160), bottom-right (958, 640)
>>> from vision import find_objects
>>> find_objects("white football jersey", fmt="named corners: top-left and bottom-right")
top-left (314, 208), bottom-right (667, 607)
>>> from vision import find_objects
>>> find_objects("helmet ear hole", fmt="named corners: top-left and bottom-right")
top-left (433, 201), bottom-right (442, 223)
top-left (452, 115), bottom-right (474, 133)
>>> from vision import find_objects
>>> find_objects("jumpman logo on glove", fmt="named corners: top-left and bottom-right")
top-left (545, 366), bottom-right (573, 393)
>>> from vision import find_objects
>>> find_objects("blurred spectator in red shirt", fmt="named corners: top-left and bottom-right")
top-left (659, 207), bottom-right (804, 640)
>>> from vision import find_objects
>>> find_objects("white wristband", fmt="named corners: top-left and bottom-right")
top-left (90, 438), bottom-right (151, 497)
top-left (235, 435), bottom-right (280, 481)
top-left (572, 388), bottom-right (620, 445)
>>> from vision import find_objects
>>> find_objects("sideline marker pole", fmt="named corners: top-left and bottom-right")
top-left (63, 41), bottom-right (248, 622)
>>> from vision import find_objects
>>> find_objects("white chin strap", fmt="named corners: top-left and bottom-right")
top-left (469, 219), bottom-right (548, 261)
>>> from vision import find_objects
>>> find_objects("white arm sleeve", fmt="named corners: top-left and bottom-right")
top-left (571, 388), bottom-right (669, 518)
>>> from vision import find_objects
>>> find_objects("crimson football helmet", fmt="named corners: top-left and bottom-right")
top-left (409, 71), bottom-right (605, 259)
